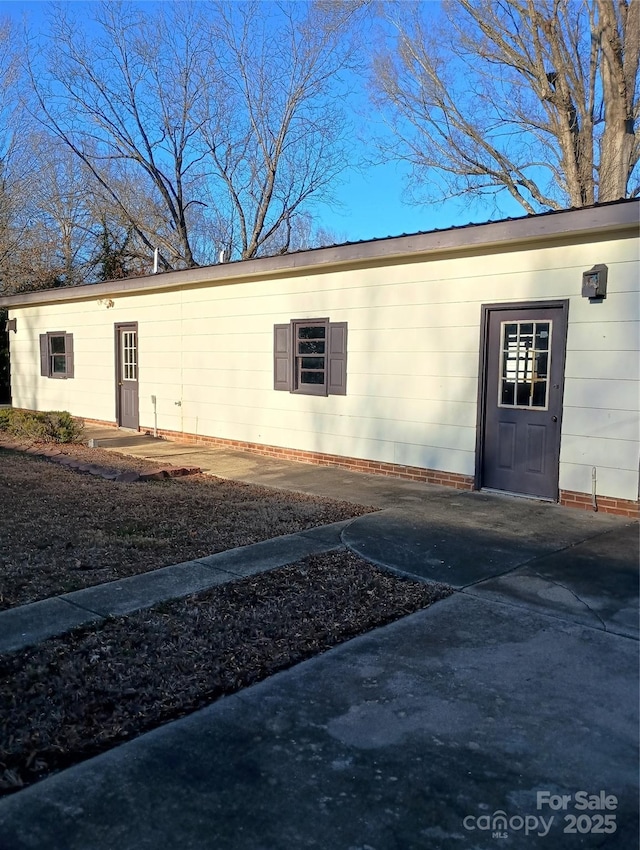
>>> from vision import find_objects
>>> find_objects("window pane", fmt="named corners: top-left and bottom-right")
top-left (503, 323), bottom-right (518, 342)
top-left (536, 351), bottom-right (548, 378)
top-left (301, 357), bottom-right (324, 369)
top-left (298, 326), bottom-right (326, 340)
top-left (516, 381), bottom-right (531, 406)
top-left (298, 340), bottom-right (325, 355)
top-left (535, 323), bottom-right (550, 351)
top-left (503, 350), bottom-right (517, 379)
top-left (501, 382), bottom-right (515, 406)
top-left (50, 336), bottom-right (66, 354)
top-left (301, 371), bottom-right (325, 384)
top-left (52, 355), bottom-right (66, 374)
top-left (532, 381), bottom-right (547, 407)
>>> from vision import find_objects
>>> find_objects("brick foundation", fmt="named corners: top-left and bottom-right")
top-left (148, 426), bottom-right (476, 490)
top-left (559, 489), bottom-right (640, 519)
top-left (82, 417), bottom-right (120, 430)
top-left (79, 417), bottom-right (640, 517)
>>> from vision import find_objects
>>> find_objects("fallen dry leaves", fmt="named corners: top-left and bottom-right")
top-left (0, 444), bottom-right (453, 795)
top-left (0, 446), bottom-right (374, 609)
top-left (1, 551), bottom-right (452, 792)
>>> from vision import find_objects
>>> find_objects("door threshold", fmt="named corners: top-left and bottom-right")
top-left (480, 488), bottom-right (556, 503)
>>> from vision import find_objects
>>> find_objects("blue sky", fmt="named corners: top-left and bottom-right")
top-left (324, 155), bottom-right (526, 243)
top-left (1, 0), bottom-right (528, 243)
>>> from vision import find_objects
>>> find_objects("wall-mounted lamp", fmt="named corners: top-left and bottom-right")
top-left (6, 318), bottom-right (16, 332)
top-left (582, 264), bottom-right (608, 300)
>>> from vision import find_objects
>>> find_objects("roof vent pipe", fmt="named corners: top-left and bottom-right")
top-left (219, 249), bottom-right (225, 264)
top-left (152, 248), bottom-right (159, 274)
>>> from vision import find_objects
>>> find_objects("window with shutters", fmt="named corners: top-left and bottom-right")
top-left (39, 332), bottom-right (74, 379)
top-left (274, 319), bottom-right (347, 396)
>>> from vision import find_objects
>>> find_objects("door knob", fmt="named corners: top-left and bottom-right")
top-left (552, 416), bottom-right (558, 422)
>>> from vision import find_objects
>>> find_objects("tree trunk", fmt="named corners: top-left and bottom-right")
top-left (597, 0), bottom-right (639, 200)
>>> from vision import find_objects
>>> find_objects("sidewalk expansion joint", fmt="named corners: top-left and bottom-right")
top-left (58, 597), bottom-right (106, 620)
top-left (458, 588), bottom-right (637, 640)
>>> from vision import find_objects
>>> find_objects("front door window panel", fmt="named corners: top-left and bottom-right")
top-left (499, 321), bottom-right (551, 409)
top-left (122, 331), bottom-right (137, 381)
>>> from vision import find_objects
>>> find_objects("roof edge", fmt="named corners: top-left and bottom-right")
top-left (1, 200), bottom-right (638, 308)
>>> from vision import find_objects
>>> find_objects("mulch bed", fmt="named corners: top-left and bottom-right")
top-left (0, 550), bottom-right (453, 793)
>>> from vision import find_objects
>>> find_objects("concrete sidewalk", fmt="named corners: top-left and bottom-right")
top-left (0, 428), bottom-right (638, 849)
top-left (0, 521), bottom-right (350, 654)
top-left (1, 599), bottom-right (637, 849)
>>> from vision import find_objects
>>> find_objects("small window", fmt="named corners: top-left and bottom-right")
top-left (40, 332), bottom-right (74, 379)
top-left (499, 320), bottom-right (550, 409)
top-left (295, 320), bottom-right (327, 394)
top-left (274, 319), bottom-right (347, 396)
top-left (121, 330), bottom-right (138, 381)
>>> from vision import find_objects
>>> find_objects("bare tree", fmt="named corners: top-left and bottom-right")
top-left (0, 19), bottom-right (74, 294)
top-left (31, 137), bottom-right (102, 285)
top-left (29, 1), bottom-right (212, 270)
top-left (371, 0), bottom-right (639, 213)
top-left (0, 141), bottom-right (96, 293)
top-left (258, 209), bottom-right (348, 255)
top-left (0, 16), bottom-right (35, 293)
top-left (26, 0), bottom-right (363, 269)
top-left (198, 1), bottom-right (361, 259)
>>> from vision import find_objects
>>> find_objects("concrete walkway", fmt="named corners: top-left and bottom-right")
top-left (0, 522), bottom-right (350, 654)
top-left (0, 429), bottom-right (638, 849)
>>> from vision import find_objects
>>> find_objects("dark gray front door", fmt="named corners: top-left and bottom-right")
top-left (115, 323), bottom-right (139, 430)
top-left (481, 303), bottom-right (567, 500)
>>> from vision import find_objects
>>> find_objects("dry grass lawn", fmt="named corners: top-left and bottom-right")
top-left (0, 445), bottom-right (374, 610)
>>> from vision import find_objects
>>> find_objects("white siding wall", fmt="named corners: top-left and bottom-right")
top-left (8, 234), bottom-right (639, 501)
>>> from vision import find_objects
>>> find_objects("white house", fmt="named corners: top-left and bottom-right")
top-left (1, 200), bottom-right (638, 517)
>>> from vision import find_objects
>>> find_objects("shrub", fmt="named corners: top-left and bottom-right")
top-left (0, 409), bottom-right (84, 443)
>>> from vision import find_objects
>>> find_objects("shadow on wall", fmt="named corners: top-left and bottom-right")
top-left (8, 328), bottom-right (37, 412)
top-left (0, 309), bottom-right (11, 404)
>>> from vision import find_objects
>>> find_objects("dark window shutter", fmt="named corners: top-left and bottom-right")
top-left (328, 322), bottom-right (347, 395)
top-left (39, 334), bottom-right (49, 377)
top-left (273, 324), bottom-right (291, 391)
top-left (65, 333), bottom-right (74, 378)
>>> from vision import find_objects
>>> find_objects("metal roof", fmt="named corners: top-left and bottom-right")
top-left (1, 198), bottom-right (638, 308)
top-left (276, 197), bottom-right (640, 256)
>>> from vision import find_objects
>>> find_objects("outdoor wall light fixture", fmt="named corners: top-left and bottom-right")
top-left (581, 264), bottom-right (608, 300)
top-left (6, 318), bottom-right (16, 332)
